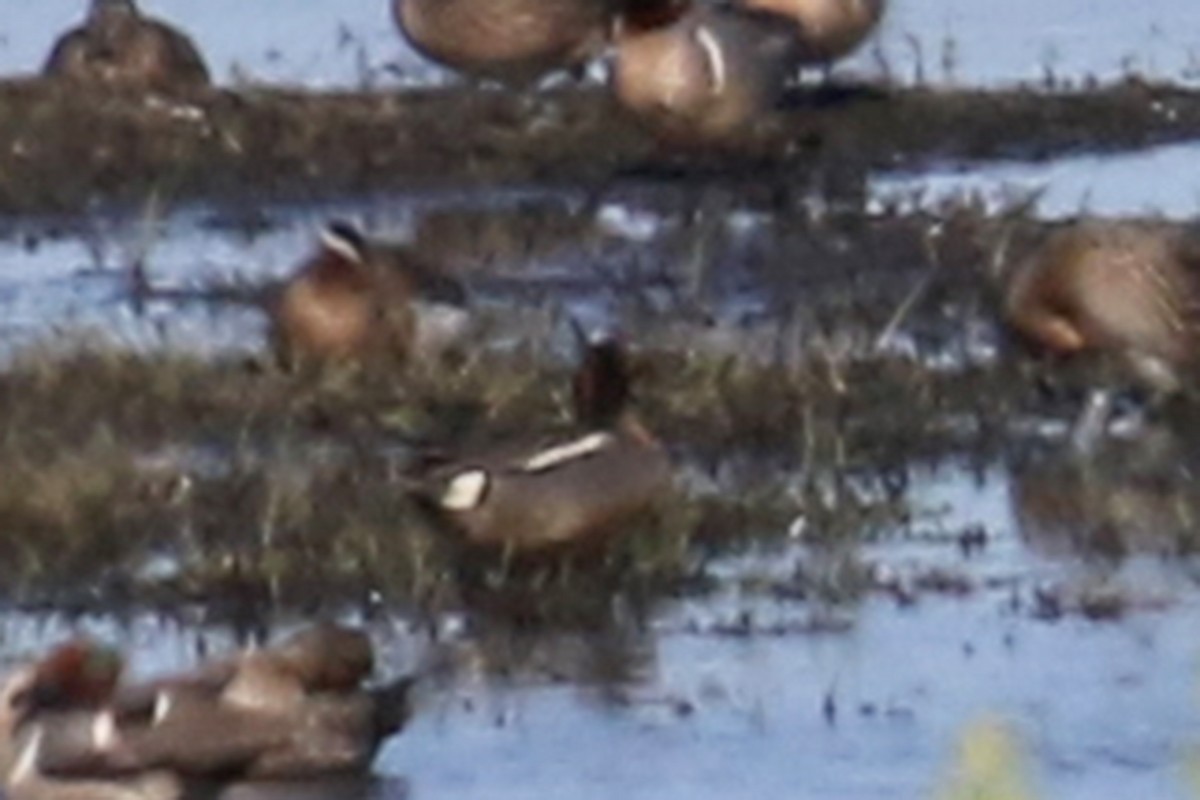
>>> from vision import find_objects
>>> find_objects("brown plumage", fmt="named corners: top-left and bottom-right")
top-left (611, 2), bottom-right (801, 142)
top-left (740, 0), bottom-right (885, 65)
top-left (6, 731), bottom-right (181, 800)
top-left (43, 0), bottom-right (209, 91)
top-left (113, 625), bottom-right (413, 781)
top-left (271, 221), bottom-right (469, 369)
top-left (0, 642), bottom-right (179, 800)
top-left (421, 335), bottom-right (672, 553)
top-left (393, 0), bottom-right (616, 84)
top-left (1004, 221), bottom-right (1200, 395)
top-left (271, 224), bottom-right (405, 369)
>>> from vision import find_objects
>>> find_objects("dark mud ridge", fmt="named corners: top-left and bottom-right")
top-left (2, 77), bottom-right (1200, 213)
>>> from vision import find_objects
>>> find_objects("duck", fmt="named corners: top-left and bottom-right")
top-left (739, 0), bottom-right (885, 68)
top-left (1004, 221), bottom-right (1200, 396)
top-left (112, 623), bottom-right (374, 718)
top-left (415, 329), bottom-right (672, 553)
top-left (114, 624), bottom-right (414, 781)
top-left (270, 221), bottom-right (469, 370)
top-left (0, 640), bottom-right (124, 775)
top-left (611, 1), bottom-right (802, 143)
top-left (392, 0), bottom-right (616, 84)
top-left (43, 0), bottom-right (210, 91)
top-left (1003, 220), bottom-right (1200, 448)
top-left (0, 640), bottom-right (178, 800)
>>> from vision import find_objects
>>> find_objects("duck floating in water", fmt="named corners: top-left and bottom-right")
top-left (392, 0), bottom-right (616, 84)
top-left (117, 624), bottom-right (414, 781)
top-left (0, 639), bottom-right (180, 800)
top-left (44, 0), bottom-right (210, 92)
top-left (416, 329), bottom-right (672, 553)
top-left (0, 625), bottom-right (414, 795)
top-left (611, 1), bottom-right (802, 142)
top-left (271, 221), bottom-right (469, 370)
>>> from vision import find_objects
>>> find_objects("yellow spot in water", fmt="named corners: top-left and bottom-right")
top-left (935, 716), bottom-right (1038, 800)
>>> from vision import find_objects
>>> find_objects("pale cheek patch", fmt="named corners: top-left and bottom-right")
top-left (441, 469), bottom-right (490, 511)
top-left (320, 227), bottom-right (365, 264)
top-left (521, 432), bottom-right (614, 472)
top-left (693, 25), bottom-right (727, 93)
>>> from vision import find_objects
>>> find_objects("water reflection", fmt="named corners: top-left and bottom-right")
top-left (1010, 427), bottom-right (1200, 561)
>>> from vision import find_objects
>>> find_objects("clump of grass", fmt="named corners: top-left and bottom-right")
top-left (0, 438), bottom-right (164, 594)
top-left (0, 327), bottom-right (1005, 617)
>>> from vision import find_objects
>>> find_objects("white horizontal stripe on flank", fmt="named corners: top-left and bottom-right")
top-left (694, 25), bottom-right (726, 92)
top-left (521, 432), bottom-right (614, 472)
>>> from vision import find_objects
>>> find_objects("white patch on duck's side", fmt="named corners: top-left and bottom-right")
top-left (10, 726), bottom-right (42, 783)
top-left (693, 24), bottom-right (727, 93)
top-left (320, 226), bottom-right (365, 264)
top-left (92, 709), bottom-right (119, 749)
top-left (520, 432), bottom-right (614, 473)
top-left (152, 690), bottom-right (174, 725)
top-left (441, 469), bottom-right (490, 511)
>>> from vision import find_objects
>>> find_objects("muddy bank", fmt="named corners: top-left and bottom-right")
top-left (2, 78), bottom-right (1200, 213)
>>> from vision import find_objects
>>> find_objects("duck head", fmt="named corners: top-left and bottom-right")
top-left (571, 333), bottom-right (633, 428)
top-left (268, 624), bottom-right (375, 693)
top-left (23, 640), bottom-right (123, 713)
top-left (89, 0), bottom-right (139, 20)
top-left (0, 642), bottom-right (130, 780)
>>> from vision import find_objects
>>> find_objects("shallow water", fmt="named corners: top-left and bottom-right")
top-left (873, 139), bottom-right (1200, 220)
top-left (4, 464), bottom-right (1199, 799)
top-left (2, 3), bottom-right (1200, 798)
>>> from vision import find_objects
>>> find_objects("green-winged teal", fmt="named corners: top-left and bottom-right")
top-left (393, 0), bottom-right (615, 84)
top-left (418, 332), bottom-right (672, 552)
top-left (611, 2), bottom-right (801, 142)
top-left (1005, 221), bottom-right (1200, 396)
top-left (43, 0), bottom-right (210, 91)
top-left (271, 221), bottom-right (469, 369)
top-left (741, 0), bottom-right (884, 65)
top-left (0, 641), bottom-right (177, 800)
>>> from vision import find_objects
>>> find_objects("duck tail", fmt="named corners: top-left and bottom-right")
top-left (370, 675), bottom-right (418, 740)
